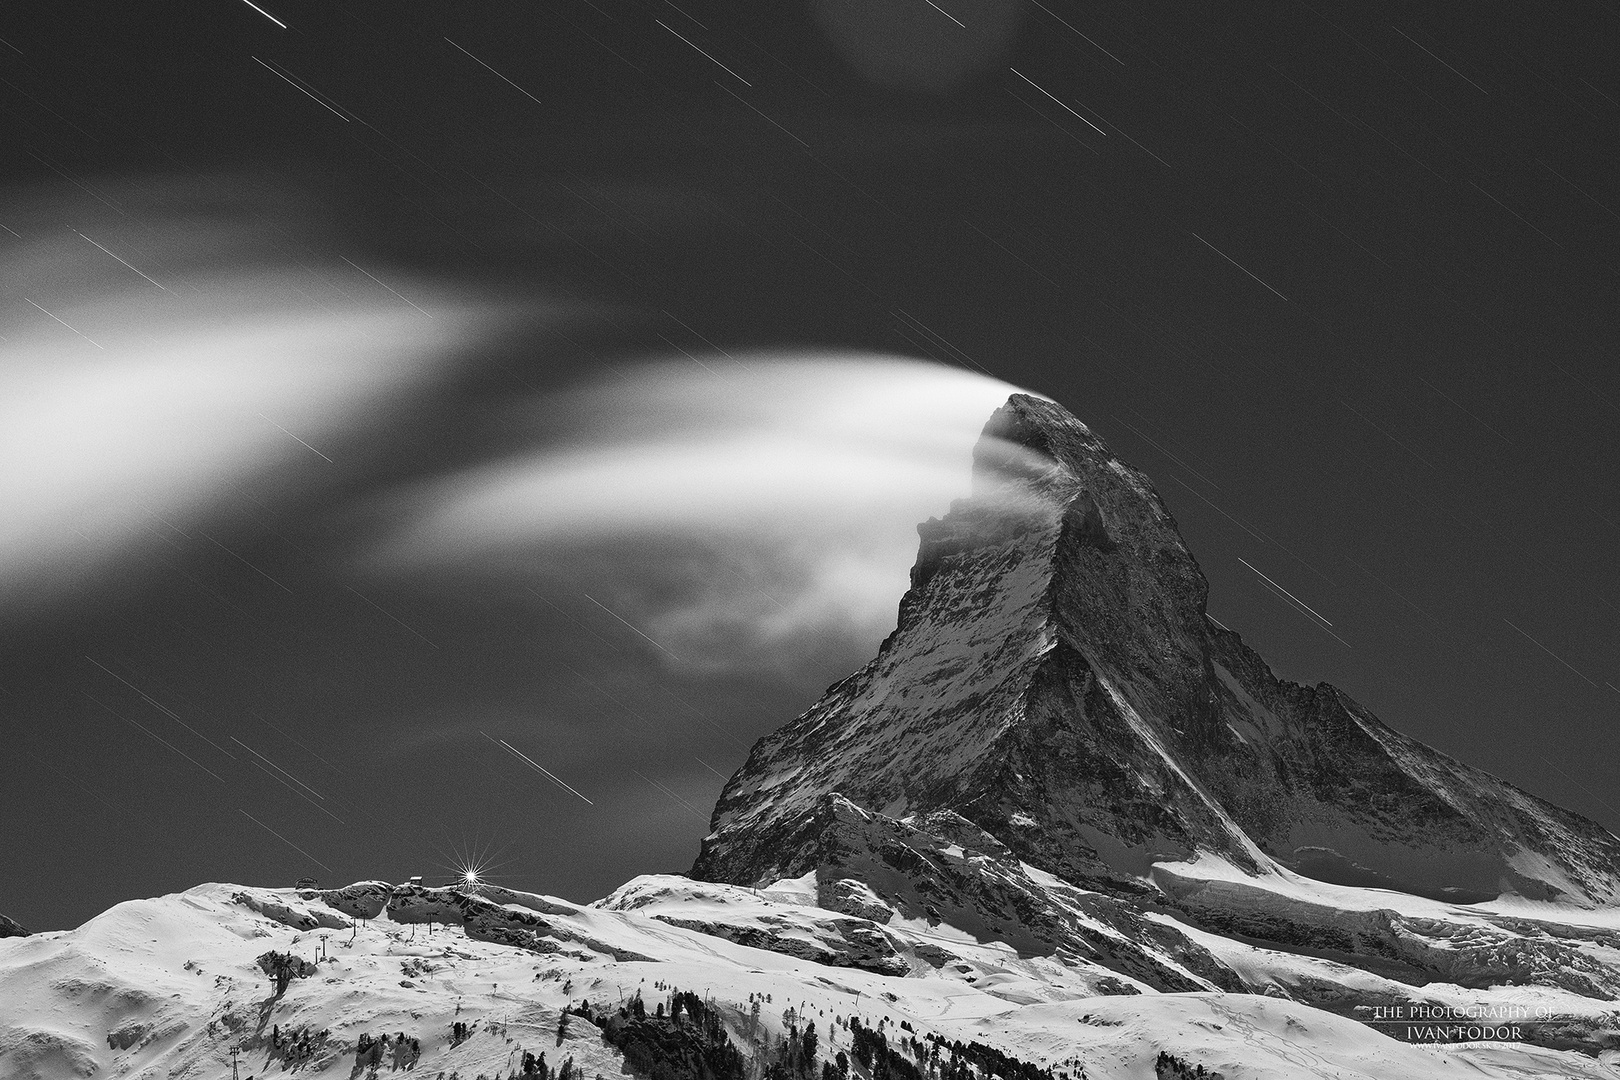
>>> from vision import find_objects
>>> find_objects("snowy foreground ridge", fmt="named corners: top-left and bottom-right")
top-left (7, 395), bottom-right (1620, 1079)
top-left (1, 877), bottom-right (1619, 1080)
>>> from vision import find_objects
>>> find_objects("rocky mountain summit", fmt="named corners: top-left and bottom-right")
top-left (685, 395), bottom-right (1620, 1032)
top-left (694, 395), bottom-right (1620, 913)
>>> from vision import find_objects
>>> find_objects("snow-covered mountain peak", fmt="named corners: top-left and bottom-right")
top-left (697, 394), bottom-right (1620, 914)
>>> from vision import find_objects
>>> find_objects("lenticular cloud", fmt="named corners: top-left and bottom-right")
top-left (371, 354), bottom-right (1047, 676)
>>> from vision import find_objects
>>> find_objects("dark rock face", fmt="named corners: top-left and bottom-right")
top-left (232, 890), bottom-right (349, 931)
top-left (693, 395), bottom-right (1620, 909)
top-left (799, 794), bottom-right (1245, 993)
top-left (302, 880), bottom-right (391, 920)
top-left (1155, 863), bottom-right (1620, 999)
top-left (381, 883), bottom-right (654, 962)
top-left (0, 914), bottom-right (28, 938)
top-left (651, 909), bottom-right (912, 977)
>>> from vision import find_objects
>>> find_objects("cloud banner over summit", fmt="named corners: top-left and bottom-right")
top-left (369, 355), bottom-right (1043, 676)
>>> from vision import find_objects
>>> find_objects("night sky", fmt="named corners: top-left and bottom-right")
top-left (3, 0), bottom-right (1618, 932)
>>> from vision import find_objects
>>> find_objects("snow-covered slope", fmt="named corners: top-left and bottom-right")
top-left (694, 395), bottom-right (1620, 911)
top-left (4, 878), bottom-right (1618, 1080)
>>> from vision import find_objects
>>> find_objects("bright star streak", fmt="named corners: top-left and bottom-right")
top-left (4, 74), bottom-right (98, 141)
top-left (1342, 555), bottom-right (1434, 621)
top-left (251, 57), bottom-right (348, 121)
top-left (253, 710), bottom-right (341, 775)
top-left (1110, 413), bottom-right (1224, 491)
top-left (1417, 376), bottom-right (1516, 446)
top-left (1104, 122), bottom-right (1171, 167)
top-left (657, 20), bottom-right (751, 86)
top-left (83, 693), bottom-right (226, 784)
top-left (1003, 89), bottom-right (1099, 152)
top-left (528, 588), bottom-right (625, 655)
top-left (1239, 558), bottom-right (1334, 626)
top-left (1024, 0), bottom-right (1123, 64)
top-left (1338, 399), bottom-right (1434, 469)
top-left (663, 1), bottom-right (709, 30)
top-left (1538, 754), bottom-right (1620, 819)
top-left (1503, 619), bottom-right (1601, 689)
top-left (1390, 26), bottom-right (1486, 94)
top-left (894, 308), bottom-right (995, 377)
top-left (230, 736), bottom-right (326, 801)
top-left (70, 230), bottom-right (169, 291)
top-left (658, 334), bottom-right (722, 375)
top-left (199, 532), bottom-right (293, 593)
top-left (342, 585), bottom-right (440, 649)
top-left (1538, 159), bottom-right (1620, 223)
top-left (922, 0), bottom-right (965, 28)
top-left (501, 741), bottom-right (594, 805)
top-left (85, 657), bottom-right (237, 760)
top-left (26, 151), bottom-right (124, 214)
top-left (654, 678), bottom-right (747, 750)
top-left (236, 0), bottom-right (287, 29)
top-left (238, 809), bottom-right (332, 872)
top-left (1189, 233), bottom-right (1289, 301)
top-left (256, 413), bottom-right (334, 462)
top-left (580, 591), bottom-right (681, 661)
top-left (631, 770), bottom-right (708, 822)
top-left (1239, 559), bottom-right (1350, 648)
top-left (562, 663), bottom-right (658, 737)
top-left (1470, 182), bottom-right (1564, 250)
top-left (1009, 69), bottom-right (1107, 136)
top-left (22, 748), bottom-right (126, 816)
top-left (661, 311), bottom-right (748, 369)
top-left (23, 297), bottom-right (103, 349)
top-left (1162, 473), bottom-right (1270, 546)
top-left (443, 38), bottom-right (544, 107)
top-left (248, 760), bottom-right (346, 824)
top-left (1252, 576), bottom-right (1351, 647)
top-left (339, 256), bottom-right (433, 318)
top-left (486, 734), bottom-right (594, 805)
top-left (714, 80), bottom-right (810, 148)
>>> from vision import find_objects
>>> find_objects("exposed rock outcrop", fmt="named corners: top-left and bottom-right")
top-left (231, 889), bottom-right (349, 931)
top-left (785, 794), bottom-right (1242, 992)
top-left (383, 883), bottom-right (654, 962)
top-left (300, 880), bottom-right (391, 921)
top-left (650, 911), bottom-right (911, 976)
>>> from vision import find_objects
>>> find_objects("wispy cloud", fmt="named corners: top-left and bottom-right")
top-left (0, 176), bottom-right (507, 615)
top-left (368, 354), bottom-right (1046, 677)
